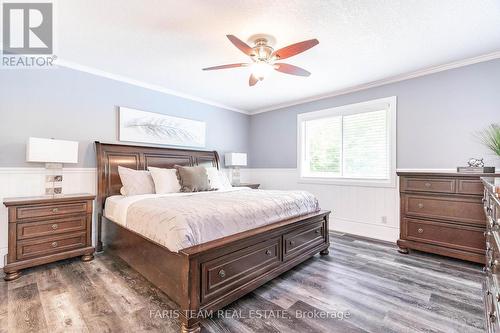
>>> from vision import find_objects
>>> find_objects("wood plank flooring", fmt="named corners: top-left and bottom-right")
top-left (0, 233), bottom-right (485, 333)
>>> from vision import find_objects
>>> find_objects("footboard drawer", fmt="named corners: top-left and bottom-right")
top-left (284, 220), bottom-right (326, 260)
top-left (200, 237), bottom-right (282, 303)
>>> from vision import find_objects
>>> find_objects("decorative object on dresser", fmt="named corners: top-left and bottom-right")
top-left (224, 152), bottom-right (247, 186)
top-left (3, 193), bottom-right (95, 281)
top-left (26, 137), bottom-right (79, 196)
top-left (481, 176), bottom-right (500, 331)
top-left (233, 183), bottom-right (260, 189)
top-left (457, 157), bottom-right (495, 173)
top-left (119, 107), bottom-right (206, 148)
top-left (95, 142), bottom-right (330, 333)
top-left (397, 172), bottom-right (490, 263)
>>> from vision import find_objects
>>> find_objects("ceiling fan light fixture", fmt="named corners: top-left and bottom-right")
top-left (251, 62), bottom-right (273, 80)
top-left (202, 34), bottom-right (318, 86)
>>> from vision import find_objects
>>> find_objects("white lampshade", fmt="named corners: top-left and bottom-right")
top-left (26, 137), bottom-right (79, 164)
top-left (225, 152), bottom-right (247, 167)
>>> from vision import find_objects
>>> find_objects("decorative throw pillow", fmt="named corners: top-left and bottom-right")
top-left (175, 165), bottom-right (211, 192)
top-left (206, 167), bottom-right (232, 190)
top-left (117, 166), bottom-right (156, 196)
top-left (148, 167), bottom-right (181, 194)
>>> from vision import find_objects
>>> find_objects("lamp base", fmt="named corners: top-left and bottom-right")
top-left (45, 163), bottom-right (63, 197)
top-left (230, 167), bottom-right (241, 186)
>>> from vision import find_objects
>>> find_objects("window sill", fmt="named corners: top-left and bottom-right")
top-left (298, 176), bottom-right (396, 188)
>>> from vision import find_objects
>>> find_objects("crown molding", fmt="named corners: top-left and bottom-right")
top-left (55, 59), bottom-right (249, 115)
top-left (55, 51), bottom-right (500, 116)
top-left (249, 51), bottom-right (500, 115)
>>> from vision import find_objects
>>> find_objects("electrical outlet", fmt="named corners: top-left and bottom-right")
top-left (381, 216), bottom-right (388, 224)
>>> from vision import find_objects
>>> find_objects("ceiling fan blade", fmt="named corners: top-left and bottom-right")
top-left (272, 39), bottom-right (319, 60)
top-left (226, 35), bottom-right (254, 56)
top-left (249, 74), bottom-right (259, 86)
top-left (202, 63), bottom-right (249, 71)
top-left (274, 63), bottom-right (311, 77)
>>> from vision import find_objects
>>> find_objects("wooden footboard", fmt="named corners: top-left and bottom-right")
top-left (103, 210), bottom-right (330, 333)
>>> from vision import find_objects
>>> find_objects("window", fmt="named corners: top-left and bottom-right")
top-left (298, 96), bottom-right (396, 187)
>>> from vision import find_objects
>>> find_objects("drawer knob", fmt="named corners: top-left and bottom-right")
top-left (315, 229), bottom-right (320, 234)
top-left (51, 224), bottom-right (58, 230)
top-left (289, 240), bottom-right (295, 246)
top-left (417, 228), bottom-right (424, 234)
top-left (417, 203), bottom-right (424, 209)
top-left (424, 182), bottom-right (431, 188)
top-left (490, 311), bottom-right (497, 322)
top-left (51, 208), bottom-right (59, 213)
top-left (218, 269), bottom-right (226, 278)
top-left (51, 241), bottom-right (58, 248)
top-left (265, 249), bottom-right (272, 256)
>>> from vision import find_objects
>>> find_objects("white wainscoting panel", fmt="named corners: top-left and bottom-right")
top-left (0, 168), bottom-right (96, 268)
top-left (240, 168), bottom-right (400, 243)
top-left (0, 166), bottom-right (401, 269)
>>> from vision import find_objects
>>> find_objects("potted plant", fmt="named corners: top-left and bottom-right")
top-left (477, 124), bottom-right (500, 158)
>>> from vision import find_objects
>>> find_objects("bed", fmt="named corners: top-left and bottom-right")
top-left (95, 142), bottom-right (330, 333)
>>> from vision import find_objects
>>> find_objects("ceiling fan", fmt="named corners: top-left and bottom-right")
top-left (202, 34), bottom-right (319, 86)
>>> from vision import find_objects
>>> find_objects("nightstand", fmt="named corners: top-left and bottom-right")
top-left (3, 193), bottom-right (95, 281)
top-left (233, 183), bottom-right (260, 189)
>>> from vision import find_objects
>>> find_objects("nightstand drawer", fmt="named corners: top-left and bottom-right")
top-left (17, 215), bottom-right (87, 240)
top-left (16, 202), bottom-right (87, 220)
top-left (17, 232), bottom-right (86, 260)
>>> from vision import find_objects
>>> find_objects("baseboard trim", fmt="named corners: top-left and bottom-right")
top-left (335, 231), bottom-right (397, 246)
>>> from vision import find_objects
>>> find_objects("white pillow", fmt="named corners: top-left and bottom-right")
top-left (148, 167), bottom-right (181, 194)
top-left (206, 167), bottom-right (232, 190)
top-left (118, 166), bottom-right (156, 196)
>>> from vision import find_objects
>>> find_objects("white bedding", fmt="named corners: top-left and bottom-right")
top-left (104, 187), bottom-right (320, 252)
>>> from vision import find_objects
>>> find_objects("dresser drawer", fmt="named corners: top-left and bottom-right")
top-left (17, 215), bottom-right (87, 240)
top-left (403, 218), bottom-right (485, 253)
top-left (16, 202), bottom-right (87, 220)
top-left (401, 178), bottom-right (456, 194)
top-left (17, 232), bottom-right (86, 260)
top-left (201, 237), bottom-right (282, 303)
top-left (403, 194), bottom-right (485, 225)
top-left (457, 179), bottom-right (484, 195)
top-left (284, 220), bottom-right (326, 260)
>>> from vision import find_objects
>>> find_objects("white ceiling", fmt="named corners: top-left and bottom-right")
top-left (56, 0), bottom-right (500, 113)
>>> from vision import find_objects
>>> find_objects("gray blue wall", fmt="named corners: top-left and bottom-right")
top-left (1, 59), bottom-right (499, 169)
top-left (249, 59), bottom-right (500, 169)
top-left (0, 67), bottom-right (249, 167)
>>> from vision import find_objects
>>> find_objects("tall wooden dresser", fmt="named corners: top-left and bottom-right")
top-left (397, 172), bottom-right (490, 263)
top-left (482, 176), bottom-right (500, 331)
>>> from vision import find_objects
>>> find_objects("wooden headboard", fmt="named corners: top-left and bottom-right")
top-left (94, 141), bottom-right (220, 250)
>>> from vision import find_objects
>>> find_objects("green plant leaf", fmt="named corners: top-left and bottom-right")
top-left (476, 123), bottom-right (500, 156)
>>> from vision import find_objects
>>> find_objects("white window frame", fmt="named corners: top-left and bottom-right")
top-left (297, 96), bottom-right (397, 188)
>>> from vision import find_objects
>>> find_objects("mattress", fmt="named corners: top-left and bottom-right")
top-left (104, 188), bottom-right (320, 252)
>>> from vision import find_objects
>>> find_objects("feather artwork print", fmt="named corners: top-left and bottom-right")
top-left (119, 107), bottom-right (206, 147)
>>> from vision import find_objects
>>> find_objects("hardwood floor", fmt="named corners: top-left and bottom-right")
top-left (0, 233), bottom-right (485, 333)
